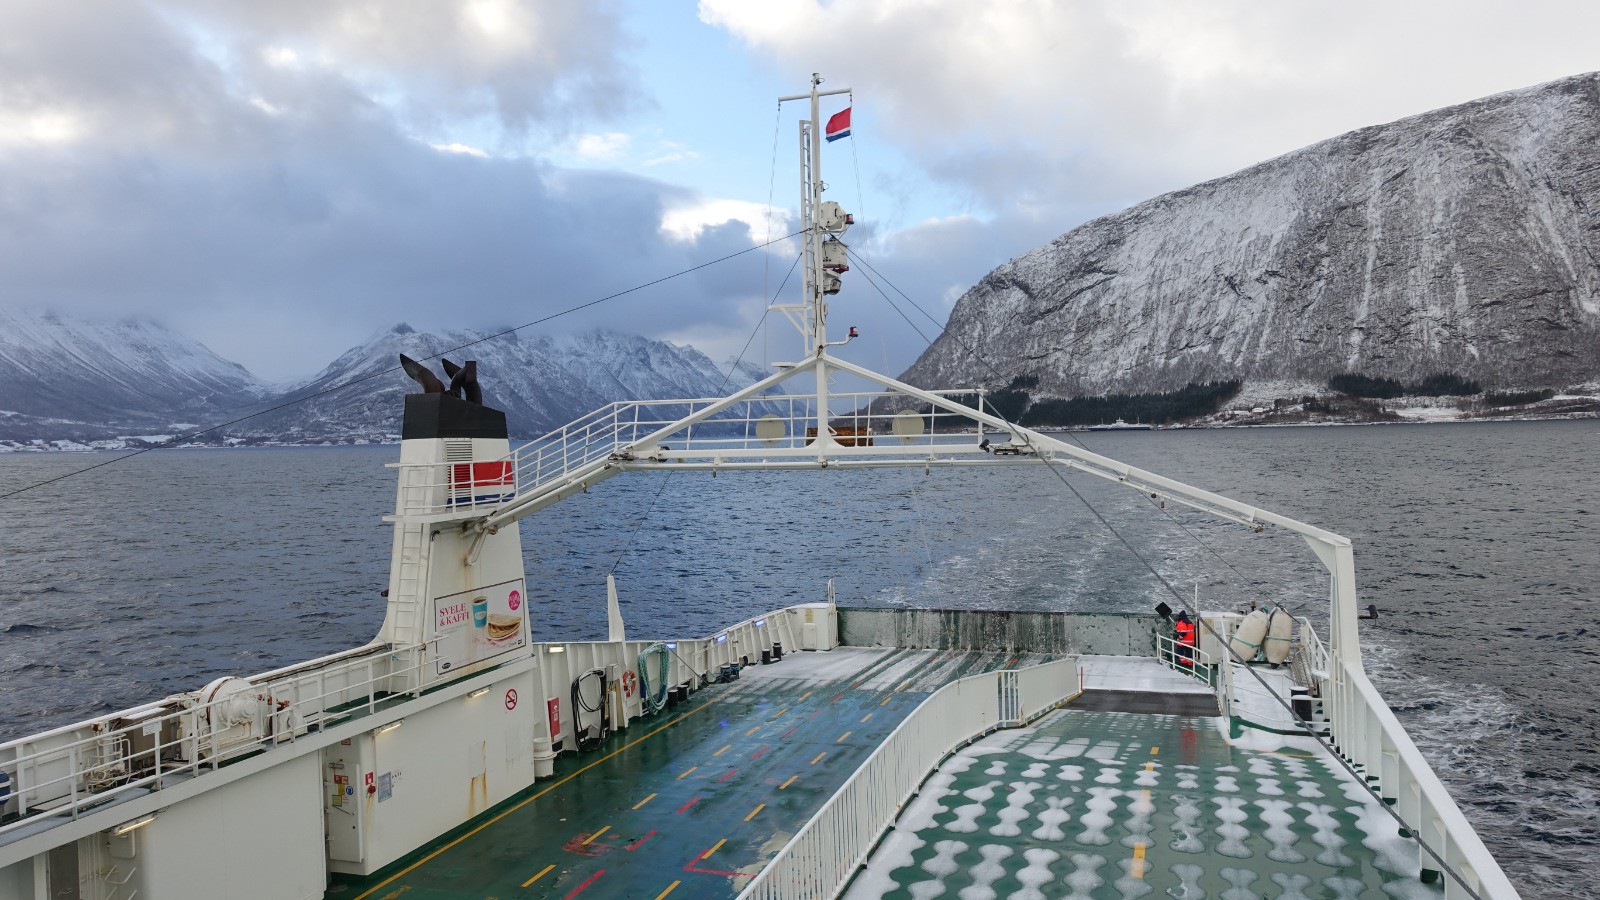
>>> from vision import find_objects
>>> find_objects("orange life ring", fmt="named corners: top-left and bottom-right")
top-left (622, 670), bottom-right (637, 697)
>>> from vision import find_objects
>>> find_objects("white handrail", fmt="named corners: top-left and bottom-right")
top-left (736, 656), bottom-right (1078, 900)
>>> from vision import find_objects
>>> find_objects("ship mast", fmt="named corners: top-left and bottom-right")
top-left (775, 73), bottom-right (853, 357)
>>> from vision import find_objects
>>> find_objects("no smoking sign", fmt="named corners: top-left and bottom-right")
top-left (504, 688), bottom-right (518, 710)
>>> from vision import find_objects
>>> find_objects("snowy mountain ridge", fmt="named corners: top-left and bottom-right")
top-left (901, 71), bottom-right (1600, 403)
top-left (0, 311), bottom-right (782, 446)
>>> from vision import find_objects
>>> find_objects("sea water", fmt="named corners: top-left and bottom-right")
top-left (0, 420), bottom-right (1593, 897)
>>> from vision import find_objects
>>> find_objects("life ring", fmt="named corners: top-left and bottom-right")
top-left (622, 670), bottom-right (637, 698)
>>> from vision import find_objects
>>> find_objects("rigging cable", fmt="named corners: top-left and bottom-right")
top-left (603, 252), bottom-right (802, 578)
top-left (847, 246), bottom-right (1312, 619)
top-left (0, 229), bottom-right (804, 502)
top-left (845, 244), bottom-right (1483, 900)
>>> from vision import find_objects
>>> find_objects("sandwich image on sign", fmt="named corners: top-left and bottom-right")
top-left (486, 614), bottom-right (521, 643)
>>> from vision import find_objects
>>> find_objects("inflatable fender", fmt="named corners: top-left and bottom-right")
top-left (1229, 609), bottom-right (1270, 662)
top-left (1264, 607), bottom-right (1294, 666)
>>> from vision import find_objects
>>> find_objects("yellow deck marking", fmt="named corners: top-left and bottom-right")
top-left (744, 803), bottom-right (765, 821)
top-left (654, 882), bottom-right (681, 900)
top-left (713, 744), bottom-right (731, 757)
top-left (701, 838), bottom-right (727, 860)
top-left (581, 825), bottom-right (610, 845)
top-left (779, 775), bottom-right (798, 790)
top-left (1132, 843), bottom-right (1147, 878)
top-left (836, 731), bottom-right (852, 743)
top-left (896, 678), bottom-right (914, 692)
top-left (860, 713), bottom-right (873, 723)
top-left (377, 890), bottom-right (410, 900)
top-left (632, 793), bottom-right (657, 810)
top-left (797, 691), bottom-right (812, 702)
top-left (350, 699), bottom-right (718, 900)
top-left (1150, 746), bottom-right (1160, 755)
top-left (1144, 762), bottom-right (1155, 772)
top-left (879, 695), bottom-right (893, 706)
top-left (521, 865), bottom-right (556, 888)
top-left (745, 725), bottom-right (761, 736)
top-left (770, 707), bottom-right (788, 719)
top-left (810, 752), bottom-right (827, 765)
top-left (677, 766), bottom-right (697, 779)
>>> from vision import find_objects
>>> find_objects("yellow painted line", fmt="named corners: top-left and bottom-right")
top-left (1132, 843), bottom-right (1146, 878)
top-left (654, 882), bottom-right (681, 900)
top-left (701, 838), bottom-right (727, 860)
top-left (779, 775), bottom-right (798, 790)
top-left (1144, 762), bottom-right (1155, 772)
top-left (769, 707), bottom-right (788, 719)
top-left (349, 699), bottom-right (719, 900)
top-left (744, 803), bottom-right (765, 821)
top-left (1150, 746), bottom-right (1160, 755)
top-left (713, 744), bottom-right (731, 757)
top-left (836, 731), bottom-right (852, 743)
top-left (810, 752), bottom-right (827, 765)
top-left (1264, 749), bottom-right (1319, 759)
top-left (797, 691), bottom-right (812, 702)
top-left (677, 766), bottom-right (697, 779)
top-left (521, 864), bottom-right (556, 888)
top-left (896, 678), bottom-right (914, 692)
top-left (879, 695), bottom-right (893, 706)
top-left (860, 713), bottom-right (873, 723)
top-left (581, 824), bottom-right (610, 845)
top-left (633, 793), bottom-right (657, 810)
top-left (745, 725), bottom-right (761, 736)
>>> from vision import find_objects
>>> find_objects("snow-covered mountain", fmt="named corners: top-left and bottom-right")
top-left (902, 72), bottom-right (1600, 400)
top-left (229, 325), bottom-right (781, 443)
top-left (0, 308), bottom-right (266, 442)
top-left (0, 312), bottom-right (781, 446)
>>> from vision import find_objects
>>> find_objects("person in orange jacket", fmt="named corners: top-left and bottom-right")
top-left (1174, 611), bottom-right (1197, 667)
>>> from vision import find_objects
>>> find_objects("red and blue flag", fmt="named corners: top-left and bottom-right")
top-left (825, 107), bottom-right (851, 142)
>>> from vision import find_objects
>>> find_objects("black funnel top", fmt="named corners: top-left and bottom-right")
top-left (402, 393), bottom-right (508, 441)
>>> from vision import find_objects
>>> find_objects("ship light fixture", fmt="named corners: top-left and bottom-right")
top-left (715, 633), bottom-right (728, 644)
top-left (754, 618), bottom-right (766, 628)
top-left (666, 642), bottom-right (677, 650)
top-left (467, 686), bottom-right (492, 699)
top-left (112, 814), bottom-right (157, 836)
top-left (377, 720), bottom-right (404, 735)
top-left (549, 645), bottom-right (566, 654)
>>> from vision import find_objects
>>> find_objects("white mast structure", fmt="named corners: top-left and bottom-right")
top-left (774, 73), bottom-right (854, 449)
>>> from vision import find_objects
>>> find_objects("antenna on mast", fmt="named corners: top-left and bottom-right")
top-left (775, 74), bottom-right (854, 359)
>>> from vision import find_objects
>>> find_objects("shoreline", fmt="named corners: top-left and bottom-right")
top-left (3, 408), bottom-right (1596, 453)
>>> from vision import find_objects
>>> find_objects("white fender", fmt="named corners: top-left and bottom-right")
top-left (1264, 607), bottom-right (1294, 665)
top-left (1229, 609), bottom-right (1270, 662)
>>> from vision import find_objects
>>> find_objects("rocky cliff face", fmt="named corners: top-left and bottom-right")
top-left (902, 73), bottom-right (1600, 398)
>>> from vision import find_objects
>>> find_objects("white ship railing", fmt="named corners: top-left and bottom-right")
top-left (391, 389), bottom-right (1008, 518)
top-left (736, 656), bottom-right (1078, 900)
top-left (0, 640), bottom-right (435, 839)
top-left (1154, 633), bottom-right (1216, 687)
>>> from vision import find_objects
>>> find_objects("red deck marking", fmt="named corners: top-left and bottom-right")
top-left (626, 830), bottom-right (658, 851)
top-left (780, 726), bottom-right (798, 739)
top-left (832, 694), bottom-right (845, 703)
top-left (750, 745), bottom-right (769, 760)
top-left (716, 768), bottom-right (738, 783)
top-left (675, 797), bottom-right (701, 814)
top-left (562, 869), bottom-right (605, 899)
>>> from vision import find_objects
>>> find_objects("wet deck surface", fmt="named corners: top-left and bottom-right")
top-left (330, 647), bottom-right (1054, 900)
top-left (842, 682), bottom-right (1443, 900)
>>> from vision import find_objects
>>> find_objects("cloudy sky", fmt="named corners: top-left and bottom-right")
top-left (3, 1), bottom-right (1598, 382)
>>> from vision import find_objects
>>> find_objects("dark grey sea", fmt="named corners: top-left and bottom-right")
top-left (0, 420), bottom-right (1592, 897)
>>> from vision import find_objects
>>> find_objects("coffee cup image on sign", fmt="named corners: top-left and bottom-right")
top-left (471, 597), bottom-right (488, 628)
top-left (485, 614), bottom-right (521, 643)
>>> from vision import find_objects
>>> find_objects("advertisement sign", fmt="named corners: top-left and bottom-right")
top-left (432, 579), bottom-right (528, 674)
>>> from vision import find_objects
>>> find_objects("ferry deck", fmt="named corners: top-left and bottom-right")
top-left (328, 646), bottom-right (1443, 900)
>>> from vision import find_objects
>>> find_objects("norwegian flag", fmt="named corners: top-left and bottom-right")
top-left (825, 107), bottom-right (852, 142)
